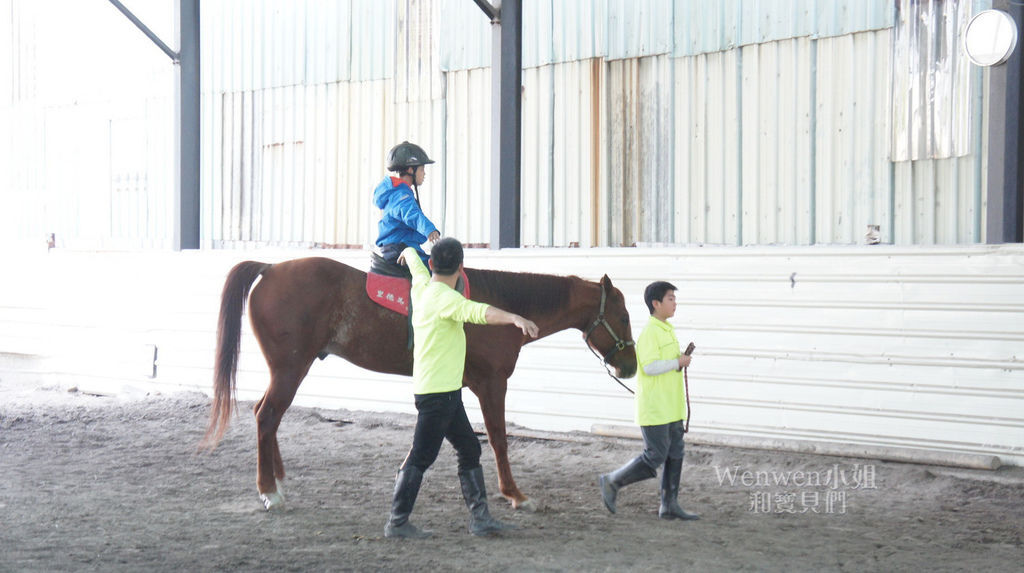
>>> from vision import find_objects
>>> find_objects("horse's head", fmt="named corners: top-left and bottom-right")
top-left (582, 275), bottom-right (637, 379)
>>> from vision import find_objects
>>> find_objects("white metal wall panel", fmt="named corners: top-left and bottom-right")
top-left (395, 0), bottom-right (443, 102)
top-left (893, 156), bottom-right (985, 245)
top-left (521, 66), bottom-right (555, 246)
top-left (674, 50), bottom-right (742, 246)
top-left (442, 68), bottom-right (491, 245)
top-left (605, 55), bottom-right (674, 246)
top-left (4, 246), bottom-right (1022, 466)
top-left (815, 31), bottom-right (894, 245)
top-left (739, 37), bottom-right (816, 245)
top-left (521, 60), bottom-right (600, 247)
top-left (207, 80), bottom-right (392, 249)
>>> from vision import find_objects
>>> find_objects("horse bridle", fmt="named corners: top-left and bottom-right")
top-left (583, 282), bottom-right (636, 394)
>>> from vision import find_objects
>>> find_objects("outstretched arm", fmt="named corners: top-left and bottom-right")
top-left (484, 306), bottom-right (539, 338)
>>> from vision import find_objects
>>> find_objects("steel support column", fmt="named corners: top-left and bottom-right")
top-left (986, 1), bottom-right (1024, 244)
top-left (488, 0), bottom-right (522, 249)
top-left (176, 0), bottom-right (200, 250)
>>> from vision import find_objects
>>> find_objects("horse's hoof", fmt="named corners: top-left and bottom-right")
top-left (260, 491), bottom-right (285, 511)
top-left (513, 498), bottom-right (538, 512)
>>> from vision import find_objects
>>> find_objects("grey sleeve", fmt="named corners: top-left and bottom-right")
top-left (642, 359), bottom-right (678, 376)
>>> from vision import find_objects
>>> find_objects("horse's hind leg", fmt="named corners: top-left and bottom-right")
top-left (254, 366), bottom-right (306, 511)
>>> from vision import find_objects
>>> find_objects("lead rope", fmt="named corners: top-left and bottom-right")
top-left (587, 342), bottom-right (634, 395)
top-left (684, 366), bottom-right (690, 433)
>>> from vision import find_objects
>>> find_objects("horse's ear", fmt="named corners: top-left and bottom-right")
top-left (600, 274), bottom-right (612, 289)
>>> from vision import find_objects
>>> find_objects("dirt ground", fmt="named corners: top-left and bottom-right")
top-left (1, 378), bottom-right (1022, 573)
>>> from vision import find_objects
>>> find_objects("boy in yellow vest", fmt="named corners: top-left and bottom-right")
top-left (598, 281), bottom-right (699, 520)
top-left (385, 238), bottom-right (539, 539)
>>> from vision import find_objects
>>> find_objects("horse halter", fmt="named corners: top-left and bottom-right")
top-left (583, 282), bottom-right (636, 394)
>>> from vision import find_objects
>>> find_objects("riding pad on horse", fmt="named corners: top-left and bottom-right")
top-left (366, 252), bottom-right (470, 317)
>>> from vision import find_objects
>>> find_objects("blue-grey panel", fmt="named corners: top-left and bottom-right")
top-left (348, 0), bottom-right (394, 81)
top-left (674, 0), bottom-right (894, 57)
top-left (439, 0), bottom-right (490, 71)
top-left (441, 0), bottom-right (608, 71)
top-left (550, 0), bottom-right (606, 63)
top-left (204, 0), bottom-right (392, 92)
top-left (606, 0), bottom-right (673, 60)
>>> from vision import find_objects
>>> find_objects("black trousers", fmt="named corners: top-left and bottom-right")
top-left (401, 389), bottom-right (482, 474)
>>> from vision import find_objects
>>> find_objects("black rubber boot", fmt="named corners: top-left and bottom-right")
top-left (599, 456), bottom-right (657, 514)
top-left (459, 466), bottom-right (516, 536)
top-left (384, 466), bottom-right (432, 539)
top-left (659, 457), bottom-right (700, 520)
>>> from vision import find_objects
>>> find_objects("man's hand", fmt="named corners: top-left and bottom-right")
top-left (427, 230), bottom-right (441, 243)
top-left (397, 251), bottom-right (408, 266)
top-left (677, 355), bottom-right (692, 370)
top-left (513, 315), bottom-right (539, 338)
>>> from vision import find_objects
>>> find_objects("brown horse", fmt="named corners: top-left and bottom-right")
top-left (202, 256), bottom-right (637, 511)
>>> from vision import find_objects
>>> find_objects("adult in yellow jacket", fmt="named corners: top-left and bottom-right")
top-left (598, 281), bottom-right (699, 520)
top-left (384, 238), bottom-right (539, 539)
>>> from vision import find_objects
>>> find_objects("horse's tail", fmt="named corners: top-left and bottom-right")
top-left (200, 260), bottom-right (272, 451)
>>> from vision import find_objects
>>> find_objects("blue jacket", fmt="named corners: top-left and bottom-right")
top-left (373, 176), bottom-right (438, 261)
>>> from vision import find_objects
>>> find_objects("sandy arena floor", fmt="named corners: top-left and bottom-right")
top-left (1, 378), bottom-right (1022, 572)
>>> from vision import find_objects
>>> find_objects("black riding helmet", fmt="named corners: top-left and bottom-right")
top-left (386, 141), bottom-right (435, 173)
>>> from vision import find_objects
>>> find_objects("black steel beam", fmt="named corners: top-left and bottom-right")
top-left (986, 1), bottom-right (1024, 244)
top-left (472, 0), bottom-right (499, 22)
top-left (490, 0), bottom-right (522, 249)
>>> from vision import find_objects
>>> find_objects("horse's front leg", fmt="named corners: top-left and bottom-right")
top-left (472, 378), bottom-right (538, 512)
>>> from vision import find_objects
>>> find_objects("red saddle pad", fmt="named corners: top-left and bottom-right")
top-left (366, 273), bottom-right (411, 316)
top-left (365, 270), bottom-right (471, 316)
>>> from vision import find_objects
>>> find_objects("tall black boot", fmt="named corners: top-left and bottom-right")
top-left (598, 456), bottom-right (657, 514)
top-left (384, 466), bottom-right (432, 538)
top-left (459, 466), bottom-right (516, 536)
top-left (659, 457), bottom-right (700, 520)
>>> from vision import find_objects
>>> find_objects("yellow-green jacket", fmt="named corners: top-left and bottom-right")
top-left (404, 247), bottom-right (491, 394)
top-left (635, 315), bottom-right (687, 425)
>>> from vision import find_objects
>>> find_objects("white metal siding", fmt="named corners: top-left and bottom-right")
top-left (814, 32), bottom-right (894, 245)
top-left (3, 246), bottom-right (1022, 466)
top-left (521, 60), bottom-right (601, 247)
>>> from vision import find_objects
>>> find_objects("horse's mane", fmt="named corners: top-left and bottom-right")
top-left (466, 267), bottom-right (578, 317)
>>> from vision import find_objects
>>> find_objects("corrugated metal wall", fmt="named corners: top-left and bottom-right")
top-left (204, 0), bottom-right (399, 248)
top-left (0, 0), bottom-right (1001, 250)
top-left (436, 0), bottom-right (986, 247)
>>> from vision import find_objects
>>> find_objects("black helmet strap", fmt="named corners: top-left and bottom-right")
top-left (401, 165), bottom-right (422, 207)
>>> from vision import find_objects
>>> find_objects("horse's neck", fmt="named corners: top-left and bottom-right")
top-left (471, 269), bottom-right (590, 337)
